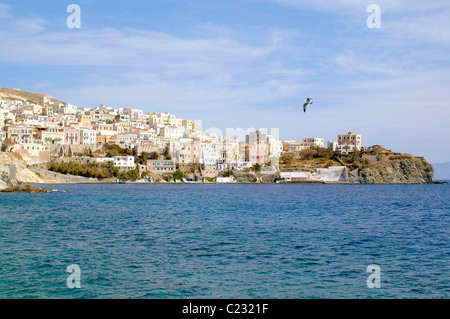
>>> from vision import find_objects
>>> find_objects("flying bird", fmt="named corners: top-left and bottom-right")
top-left (303, 98), bottom-right (313, 112)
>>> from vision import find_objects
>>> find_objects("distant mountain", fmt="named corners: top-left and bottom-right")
top-left (0, 87), bottom-right (64, 105)
top-left (432, 162), bottom-right (450, 180)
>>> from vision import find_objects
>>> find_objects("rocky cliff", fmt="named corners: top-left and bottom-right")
top-left (279, 146), bottom-right (434, 184)
top-left (0, 152), bottom-right (96, 187)
top-left (356, 156), bottom-right (434, 184)
top-left (0, 152), bottom-right (47, 187)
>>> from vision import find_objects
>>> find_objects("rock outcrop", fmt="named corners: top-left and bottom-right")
top-left (0, 152), bottom-right (99, 187)
top-left (356, 157), bottom-right (434, 184)
top-left (0, 152), bottom-right (46, 188)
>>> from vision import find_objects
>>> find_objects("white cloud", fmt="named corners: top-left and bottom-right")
top-left (0, 2), bottom-right (11, 19)
top-left (270, 0), bottom-right (449, 15)
top-left (0, 1), bottom-right (448, 162)
top-left (270, 0), bottom-right (450, 47)
top-left (0, 26), bottom-right (283, 67)
top-left (11, 17), bottom-right (48, 34)
top-left (383, 9), bottom-right (450, 46)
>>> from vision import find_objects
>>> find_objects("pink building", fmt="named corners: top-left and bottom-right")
top-left (63, 127), bottom-right (80, 145)
top-left (246, 131), bottom-right (269, 165)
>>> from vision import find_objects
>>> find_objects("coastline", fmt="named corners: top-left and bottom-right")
top-left (4, 179), bottom-right (445, 194)
top-left (21, 180), bottom-right (447, 186)
top-left (0, 150), bottom-right (440, 189)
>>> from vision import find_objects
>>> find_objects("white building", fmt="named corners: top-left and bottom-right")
top-left (168, 117), bottom-right (183, 127)
top-left (267, 134), bottom-right (283, 158)
top-left (113, 156), bottom-right (136, 170)
top-left (137, 130), bottom-right (156, 142)
top-left (337, 132), bottom-right (362, 150)
top-left (302, 137), bottom-right (324, 148)
top-left (59, 103), bottom-right (78, 116)
top-left (327, 140), bottom-right (338, 151)
top-left (80, 129), bottom-right (97, 145)
top-left (130, 122), bottom-right (146, 129)
top-left (117, 133), bottom-right (138, 145)
top-left (159, 126), bottom-right (186, 139)
top-left (337, 144), bottom-right (357, 154)
top-left (123, 108), bottom-right (144, 121)
top-left (149, 124), bottom-right (166, 135)
top-left (96, 157), bottom-right (114, 164)
top-left (118, 114), bottom-right (130, 122)
top-left (201, 146), bottom-right (217, 166)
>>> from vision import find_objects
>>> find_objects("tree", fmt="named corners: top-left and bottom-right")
top-left (252, 163), bottom-right (261, 172)
top-left (165, 154), bottom-right (172, 160)
top-left (164, 144), bottom-right (171, 156)
top-left (311, 146), bottom-right (330, 158)
top-left (120, 169), bottom-right (139, 180)
top-left (135, 152), bottom-right (150, 165)
top-left (106, 149), bottom-right (119, 157)
top-left (222, 169), bottom-right (234, 177)
top-left (150, 152), bottom-right (159, 160)
top-left (280, 152), bottom-right (294, 164)
top-left (172, 170), bottom-right (185, 181)
top-left (105, 144), bottom-right (122, 157)
top-left (299, 148), bottom-right (315, 160)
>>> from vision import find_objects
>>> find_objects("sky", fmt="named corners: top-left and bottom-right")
top-left (0, 0), bottom-right (449, 163)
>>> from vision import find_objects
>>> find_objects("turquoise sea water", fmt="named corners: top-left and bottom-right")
top-left (0, 183), bottom-right (449, 298)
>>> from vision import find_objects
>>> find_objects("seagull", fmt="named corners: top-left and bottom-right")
top-left (303, 98), bottom-right (313, 112)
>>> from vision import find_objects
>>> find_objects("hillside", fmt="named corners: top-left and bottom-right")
top-left (0, 87), bottom-right (64, 105)
top-left (0, 152), bottom-right (100, 189)
top-left (280, 145), bottom-right (434, 184)
top-left (279, 147), bottom-right (342, 172)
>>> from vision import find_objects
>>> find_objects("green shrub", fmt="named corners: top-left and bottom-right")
top-left (362, 158), bottom-right (371, 168)
top-left (172, 170), bottom-right (185, 181)
top-left (251, 164), bottom-right (261, 172)
top-left (48, 160), bottom-right (120, 179)
top-left (222, 169), bottom-right (234, 177)
top-left (119, 169), bottom-right (139, 180)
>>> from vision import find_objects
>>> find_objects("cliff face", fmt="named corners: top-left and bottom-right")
top-left (357, 157), bottom-right (434, 184)
top-left (0, 152), bottom-right (102, 186)
top-left (0, 152), bottom-right (46, 187)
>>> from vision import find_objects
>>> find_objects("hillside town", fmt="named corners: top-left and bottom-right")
top-left (0, 90), bottom-right (365, 183)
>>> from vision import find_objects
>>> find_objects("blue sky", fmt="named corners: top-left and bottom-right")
top-left (0, 0), bottom-right (449, 162)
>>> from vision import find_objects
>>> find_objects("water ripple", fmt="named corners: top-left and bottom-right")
top-left (0, 183), bottom-right (448, 298)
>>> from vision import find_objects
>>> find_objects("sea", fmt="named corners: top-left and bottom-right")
top-left (0, 183), bottom-right (449, 299)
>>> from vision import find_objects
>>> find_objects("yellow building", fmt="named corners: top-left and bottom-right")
top-left (282, 140), bottom-right (308, 152)
top-left (37, 126), bottom-right (64, 145)
top-left (78, 115), bottom-right (92, 128)
top-left (181, 119), bottom-right (194, 130)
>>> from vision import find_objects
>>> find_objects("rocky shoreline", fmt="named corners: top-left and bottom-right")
top-left (0, 185), bottom-right (54, 193)
top-left (0, 148), bottom-right (442, 191)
